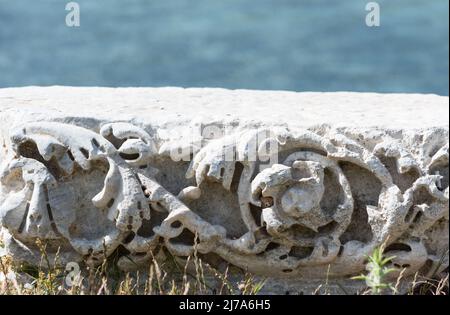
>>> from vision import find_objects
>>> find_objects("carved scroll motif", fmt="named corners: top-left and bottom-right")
top-left (0, 122), bottom-right (448, 279)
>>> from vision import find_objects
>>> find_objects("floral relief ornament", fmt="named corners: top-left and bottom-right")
top-left (0, 121), bottom-right (448, 280)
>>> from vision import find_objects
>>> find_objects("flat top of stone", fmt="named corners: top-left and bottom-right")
top-left (0, 86), bottom-right (448, 130)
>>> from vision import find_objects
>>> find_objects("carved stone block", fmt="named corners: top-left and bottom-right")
top-left (0, 87), bottom-right (448, 292)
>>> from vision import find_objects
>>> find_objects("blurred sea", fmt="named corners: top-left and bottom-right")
top-left (0, 0), bottom-right (448, 95)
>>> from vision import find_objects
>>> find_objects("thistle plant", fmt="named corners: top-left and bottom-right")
top-left (352, 245), bottom-right (397, 295)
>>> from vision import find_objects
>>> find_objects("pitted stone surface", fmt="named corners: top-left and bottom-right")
top-left (0, 87), bottom-right (448, 291)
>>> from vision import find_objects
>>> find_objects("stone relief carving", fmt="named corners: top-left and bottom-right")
top-left (0, 121), bottom-right (448, 280)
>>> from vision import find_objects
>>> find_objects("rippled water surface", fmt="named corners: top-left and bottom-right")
top-left (0, 0), bottom-right (448, 95)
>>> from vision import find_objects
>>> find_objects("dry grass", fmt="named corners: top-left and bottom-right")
top-left (0, 238), bottom-right (267, 295)
top-left (0, 239), bottom-right (448, 295)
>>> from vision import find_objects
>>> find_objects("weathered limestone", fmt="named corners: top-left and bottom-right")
top-left (0, 87), bottom-right (448, 292)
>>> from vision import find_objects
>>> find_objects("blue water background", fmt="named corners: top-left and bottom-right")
top-left (0, 0), bottom-right (448, 95)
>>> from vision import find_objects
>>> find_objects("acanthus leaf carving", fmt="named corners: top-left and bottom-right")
top-left (0, 121), bottom-right (448, 282)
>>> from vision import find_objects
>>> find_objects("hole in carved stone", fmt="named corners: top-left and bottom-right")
top-left (102, 133), bottom-right (126, 149)
top-left (249, 203), bottom-right (263, 227)
top-left (169, 228), bottom-right (196, 247)
top-left (230, 162), bottom-right (244, 193)
top-left (106, 198), bottom-right (115, 208)
top-left (338, 162), bottom-right (378, 244)
top-left (45, 198), bottom-right (61, 236)
top-left (18, 141), bottom-right (63, 179)
top-left (46, 204), bottom-right (53, 220)
top-left (429, 161), bottom-right (449, 191)
top-left (137, 208), bottom-right (166, 238)
top-left (279, 254), bottom-right (288, 260)
top-left (318, 221), bottom-right (338, 235)
top-left (321, 240), bottom-right (329, 257)
top-left (133, 173), bottom-right (143, 186)
top-left (265, 242), bottom-right (280, 251)
top-left (43, 184), bottom-right (50, 202)
top-left (254, 226), bottom-right (270, 242)
top-left (282, 269), bottom-right (293, 273)
top-left (377, 156), bottom-right (420, 193)
top-left (119, 152), bottom-right (140, 160)
top-left (171, 221), bottom-right (182, 228)
top-left (413, 211), bottom-right (423, 224)
top-left (392, 262), bottom-right (411, 269)
top-left (67, 150), bottom-right (75, 161)
top-left (337, 245), bottom-right (344, 256)
top-left (91, 138), bottom-right (100, 148)
top-left (404, 206), bottom-right (416, 223)
top-left (288, 246), bottom-right (314, 259)
top-left (123, 232), bottom-right (135, 244)
top-left (18, 203), bottom-right (30, 234)
top-left (385, 243), bottom-right (412, 252)
top-left (79, 147), bottom-right (89, 159)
